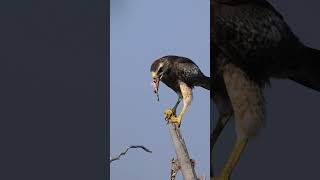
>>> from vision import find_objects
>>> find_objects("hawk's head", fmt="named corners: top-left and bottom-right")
top-left (150, 57), bottom-right (171, 101)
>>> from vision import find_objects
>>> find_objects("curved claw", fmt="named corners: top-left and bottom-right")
top-left (164, 108), bottom-right (182, 127)
top-left (168, 116), bottom-right (182, 127)
top-left (164, 109), bottom-right (175, 120)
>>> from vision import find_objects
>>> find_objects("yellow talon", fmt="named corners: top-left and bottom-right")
top-left (164, 108), bottom-right (176, 120)
top-left (168, 116), bottom-right (182, 127)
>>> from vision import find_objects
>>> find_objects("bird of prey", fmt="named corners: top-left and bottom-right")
top-left (211, 0), bottom-right (320, 179)
top-left (150, 55), bottom-right (210, 127)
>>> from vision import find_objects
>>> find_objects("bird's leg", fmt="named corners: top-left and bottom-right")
top-left (164, 97), bottom-right (181, 120)
top-left (215, 138), bottom-right (248, 180)
top-left (168, 82), bottom-right (192, 127)
top-left (210, 112), bottom-right (232, 178)
top-left (169, 102), bottom-right (188, 127)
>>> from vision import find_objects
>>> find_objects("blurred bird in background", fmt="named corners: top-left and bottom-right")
top-left (211, 0), bottom-right (320, 180)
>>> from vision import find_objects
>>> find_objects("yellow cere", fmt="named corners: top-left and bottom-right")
top-left (151, 71), bottom-right (157, 78)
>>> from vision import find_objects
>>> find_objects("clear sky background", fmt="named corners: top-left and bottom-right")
top-left (110, 0), bottom-right (210, 180)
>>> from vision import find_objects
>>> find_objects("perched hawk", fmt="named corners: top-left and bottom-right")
top-left (150, 55), bottom-right (210, 127)
top-left (211, 0), bottom-right (320, 179)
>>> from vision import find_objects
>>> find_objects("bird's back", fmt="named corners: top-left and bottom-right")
top-left (212, 0), bottom-right (304, 82)
top-left (171, 57), bottom-right (209, 89)
top-left (158, 56), bottom-right (210, 91)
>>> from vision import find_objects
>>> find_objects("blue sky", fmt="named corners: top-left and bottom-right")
top-left (110, 0), bottom-right (210, 179)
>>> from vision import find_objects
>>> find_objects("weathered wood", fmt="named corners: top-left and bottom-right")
top-left (168, 123), bottom-right (198, 180)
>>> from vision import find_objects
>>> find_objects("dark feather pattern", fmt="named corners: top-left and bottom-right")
top-left (151, 56), bottom-right (210, 95)
top-left (213, 0), bottom-right (303, 83)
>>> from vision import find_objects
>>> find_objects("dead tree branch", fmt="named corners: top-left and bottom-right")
top-left (110, 145), bottom-right (152, 163)
top-left (168, 123), bottom-right (198, 180)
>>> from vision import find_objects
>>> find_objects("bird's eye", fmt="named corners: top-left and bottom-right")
top-left (158, 68), bottom-right (163, 74)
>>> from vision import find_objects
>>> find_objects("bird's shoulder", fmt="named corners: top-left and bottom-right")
top-left (171, 57), bottom-right (200, 72)
top-left (168, 57), bottom-right (205, 86)
top-left (214, 1), bottom-right (288, 46)
top-left (212, 0), bottom-right (301, 64)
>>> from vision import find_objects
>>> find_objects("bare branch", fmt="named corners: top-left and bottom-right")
top-left (110, 145), bottom-right (152, 163)
top-left (168, 123), bottom-right (198, 180)
top-left (170, 158), bottom-right (198, 180)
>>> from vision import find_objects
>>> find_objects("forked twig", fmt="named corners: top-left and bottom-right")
top-left (110, 145), bottom-right (152, 163)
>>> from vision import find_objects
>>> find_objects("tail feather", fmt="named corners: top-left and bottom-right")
top-left (290, 46), bottom-right (320, 92)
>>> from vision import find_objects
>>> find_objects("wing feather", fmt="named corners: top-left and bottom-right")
top-left (173, 58), bottom-right (205, 87)
top-left (212, 0), bottom-right (301, 67)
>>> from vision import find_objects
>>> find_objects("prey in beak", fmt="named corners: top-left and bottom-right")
top-left (151, 71), bottom-right (162, 101)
